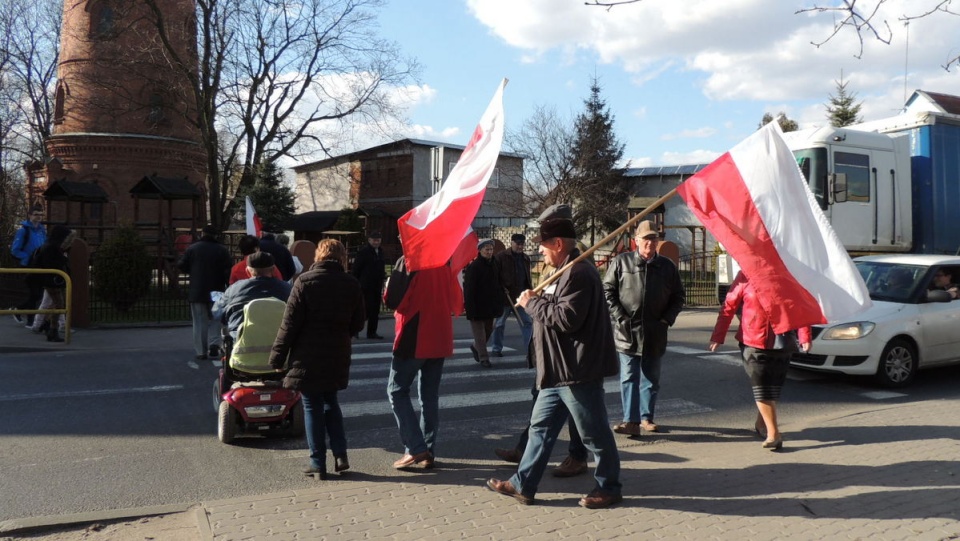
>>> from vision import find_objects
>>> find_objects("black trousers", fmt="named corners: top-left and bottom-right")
top-left (363, 288), bottom-right (381, 337)
top-left (16, 276), bottom-right (44, 325)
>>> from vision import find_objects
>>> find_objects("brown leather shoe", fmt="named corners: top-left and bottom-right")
top-left (494, 448), bottom-right (522, 464)
top-left (640, 420), bottom-right (659, 432)
top-left (612, 422), bottom-right (643, 436)
top-left (486, 478), bottom-right (534, 505)
top-left (579, 489), bottom-right (623, 509)
top-left (552, 455), bottom-right (588, 477)
top-left (393, 450), bottom-right (434, 470)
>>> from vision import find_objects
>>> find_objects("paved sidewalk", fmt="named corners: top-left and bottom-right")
top-left (3, 314), bottom-right (960, 540)
top-left (186, 397), bottom-right (960, 540)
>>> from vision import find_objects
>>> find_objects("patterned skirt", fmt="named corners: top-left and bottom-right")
top-left (739, 345), bottom-right (792, 401)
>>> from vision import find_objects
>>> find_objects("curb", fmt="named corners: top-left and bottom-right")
top-left (0, 503), bottom-right (199, 536)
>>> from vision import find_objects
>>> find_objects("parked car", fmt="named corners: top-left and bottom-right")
top-left (791, 255), bottom-right (960, 387)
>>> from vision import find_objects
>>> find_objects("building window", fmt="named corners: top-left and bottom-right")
top-left (89, 2), bottom-right (117, 39)
top-left (147, 93), bottom-right (166, 126)
top-left (54, 83), bottom-right (66, 124)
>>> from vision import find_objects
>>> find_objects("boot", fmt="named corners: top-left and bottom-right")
top-left (47, 326), bottom-right (64, 343)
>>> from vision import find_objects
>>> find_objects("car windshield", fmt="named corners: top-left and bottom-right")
top-left (856, 261), bottom-right (926, 303)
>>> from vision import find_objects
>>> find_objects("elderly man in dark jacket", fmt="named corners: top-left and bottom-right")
top-left (213, 252), bottom-right (292, 338)
top-left (486, 215), bottom-right (622, 509)
top-left (269, 240), bottom-right (365, 479)
top-left (463, 238), bottom-right (502, 367)
top-left (603, 220), bottom-right (685, 436)
top-left (490, 233), bottom-right (533, 356)
top-left (178, 225), bottom-right (232, 359)
top-left (351, 231), bottom-right (387, 339)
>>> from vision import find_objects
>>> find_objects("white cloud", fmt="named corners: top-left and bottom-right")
top-left (467, 0), bottom-right (958, 110)
top-left (660, 127), bottom-right (717, 141)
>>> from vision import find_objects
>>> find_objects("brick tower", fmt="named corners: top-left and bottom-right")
top-left (33, 0), bottom-right (207, 242)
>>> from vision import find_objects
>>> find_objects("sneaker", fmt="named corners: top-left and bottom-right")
top-left (12, 311), bottom-right (23, 324)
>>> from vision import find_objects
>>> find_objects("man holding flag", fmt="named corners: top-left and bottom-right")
top-left (386, 80), bottom-right (507, 470)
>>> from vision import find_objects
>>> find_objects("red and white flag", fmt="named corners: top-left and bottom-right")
top-left (245, 196), bottom-right (262, 237)
top-left (398, 79), bottom-right (506, 271)
top-left (677, 122), bottom-right (871, 333)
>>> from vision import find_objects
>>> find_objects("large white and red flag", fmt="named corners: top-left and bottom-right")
top-left (677, 122), bottom-right (871, 333)
top-left (245, 196), bottom-right (262, 237)
top-left (398, 79), bottom-right (506, 271)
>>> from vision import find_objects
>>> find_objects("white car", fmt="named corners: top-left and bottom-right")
top-left (791, 255), bottom-right (960, 387)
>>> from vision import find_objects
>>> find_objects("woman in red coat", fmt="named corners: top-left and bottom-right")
top-left (708, 271), bottom-right (812, 451)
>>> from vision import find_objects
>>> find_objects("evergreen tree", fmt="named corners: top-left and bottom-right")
top-left (826, 76), bottom-right (863, 127)
top-left (567, 78), bottom-right (629, 244)
top-left (759, 112), bottom-right (799, 132)
top-left (239, 162), bottom-right (296, 232)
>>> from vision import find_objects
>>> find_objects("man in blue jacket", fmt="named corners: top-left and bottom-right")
top-left (9, 206), bottom-right (47, 325)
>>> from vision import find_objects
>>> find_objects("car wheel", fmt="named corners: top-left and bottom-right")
top-left (874, 338), bottom-right (917, 388)
top-left (218, 400), bottom-right (238, 444)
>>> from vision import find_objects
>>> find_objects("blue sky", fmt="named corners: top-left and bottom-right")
top-left (361, 0), bottom-right (958, 168)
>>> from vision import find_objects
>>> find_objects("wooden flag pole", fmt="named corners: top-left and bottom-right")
top-left (527, 188), bottom-right (679, 298)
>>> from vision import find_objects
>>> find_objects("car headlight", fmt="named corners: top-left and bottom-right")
top-left (820, 322), bottom-right (876, 340)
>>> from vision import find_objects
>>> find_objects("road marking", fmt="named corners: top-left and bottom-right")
top-left (352, 345), bottom-right (517, 361)
top-left (697, 354), bottom-right (742, 367)
top-left (861, 391), bottom-right (908, 400)
top-left (0, 385), bottom-right (184, 402)
top-left (669, 346), bottom-right (711, 355)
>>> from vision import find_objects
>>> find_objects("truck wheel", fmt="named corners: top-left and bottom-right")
top-left (290, 400), bottom-right (305, 438)
top-left (218, 400), bottom-right (238, 444)
top-left (875, 338), bottom-right (917, 388)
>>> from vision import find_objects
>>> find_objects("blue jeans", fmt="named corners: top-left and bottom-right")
top-left (515, 382), bottom-right (587, 461)
top-left (619, 351), bottom-right (662, 423)
top-left (509, 380), bottom-right (621, 498)
top-left (189, 302), bottom-right (221, 356)
top-left (490, 305), bottom-right (533, 353)
top-left (300, 390), bottom-right (347, 471)
top-left (387, 356), bottom-right (444, 456)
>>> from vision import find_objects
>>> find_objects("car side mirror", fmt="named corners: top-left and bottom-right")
top-left (829, 172), bottom-right (848, 203)
top-left (925, 289), bottom-right (952, 303)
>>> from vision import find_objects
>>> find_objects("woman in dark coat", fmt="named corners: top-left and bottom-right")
top-left (269, 240), bottom-right (365, 479)
top-left (31, 225), bottom-right (75, 342)
top-left (463, 239), bottom-right (502, 368)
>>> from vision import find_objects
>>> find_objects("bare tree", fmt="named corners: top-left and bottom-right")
top-left (0, 0), bottom-right (60, 165)
top-left (797, 1), bottom-right (960, 70)
top-left (141, 0), bottom-right (419, 230)
top-left (502, 105), bottom-right (577, 219)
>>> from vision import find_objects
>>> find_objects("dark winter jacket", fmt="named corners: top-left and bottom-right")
top-left (31, 225), bottom-right (74, 289)
top-left (602, 252), bottom-right (685, 358)
top-left (213, 276), bottom-right (293, 335)
top-left (494, 248), bottom-right (532, 305)
top-left (525, 249), bottom-right (618, 389)
top-left (463, 254), bottom-right (502, 320)
top-left (177, 235), bottom-right (232, 303)
top-left (268, 260), bottom-right (365, 393)
top-left (352, 243), bottom-right (386, 294)
top-left (10, 220), bottom-right (46, 267)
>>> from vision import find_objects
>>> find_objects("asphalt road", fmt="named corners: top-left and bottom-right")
top-left (2, 310), bottom-right (959, 522)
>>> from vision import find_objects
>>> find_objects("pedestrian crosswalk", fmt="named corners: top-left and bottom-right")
top-left (332, 339), bottom-right (714, 422)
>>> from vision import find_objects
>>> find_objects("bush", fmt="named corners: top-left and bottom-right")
top-left (92, 226), bottom-right (153, 312)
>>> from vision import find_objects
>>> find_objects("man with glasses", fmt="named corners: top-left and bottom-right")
top-left (603, 220), bottom-right (685, 435)
top-left (9, 205), bottom-right (47, 326)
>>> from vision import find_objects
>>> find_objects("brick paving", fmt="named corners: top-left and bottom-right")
top-left (196, 397), bottom-right (960, 540)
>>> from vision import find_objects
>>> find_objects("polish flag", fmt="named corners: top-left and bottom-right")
top-left (245, 196), bottom-right (262, 237)
top-left (398, 79), bottom-right (506, 271)
top-left (677, 122), bottom-right (871, 333)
